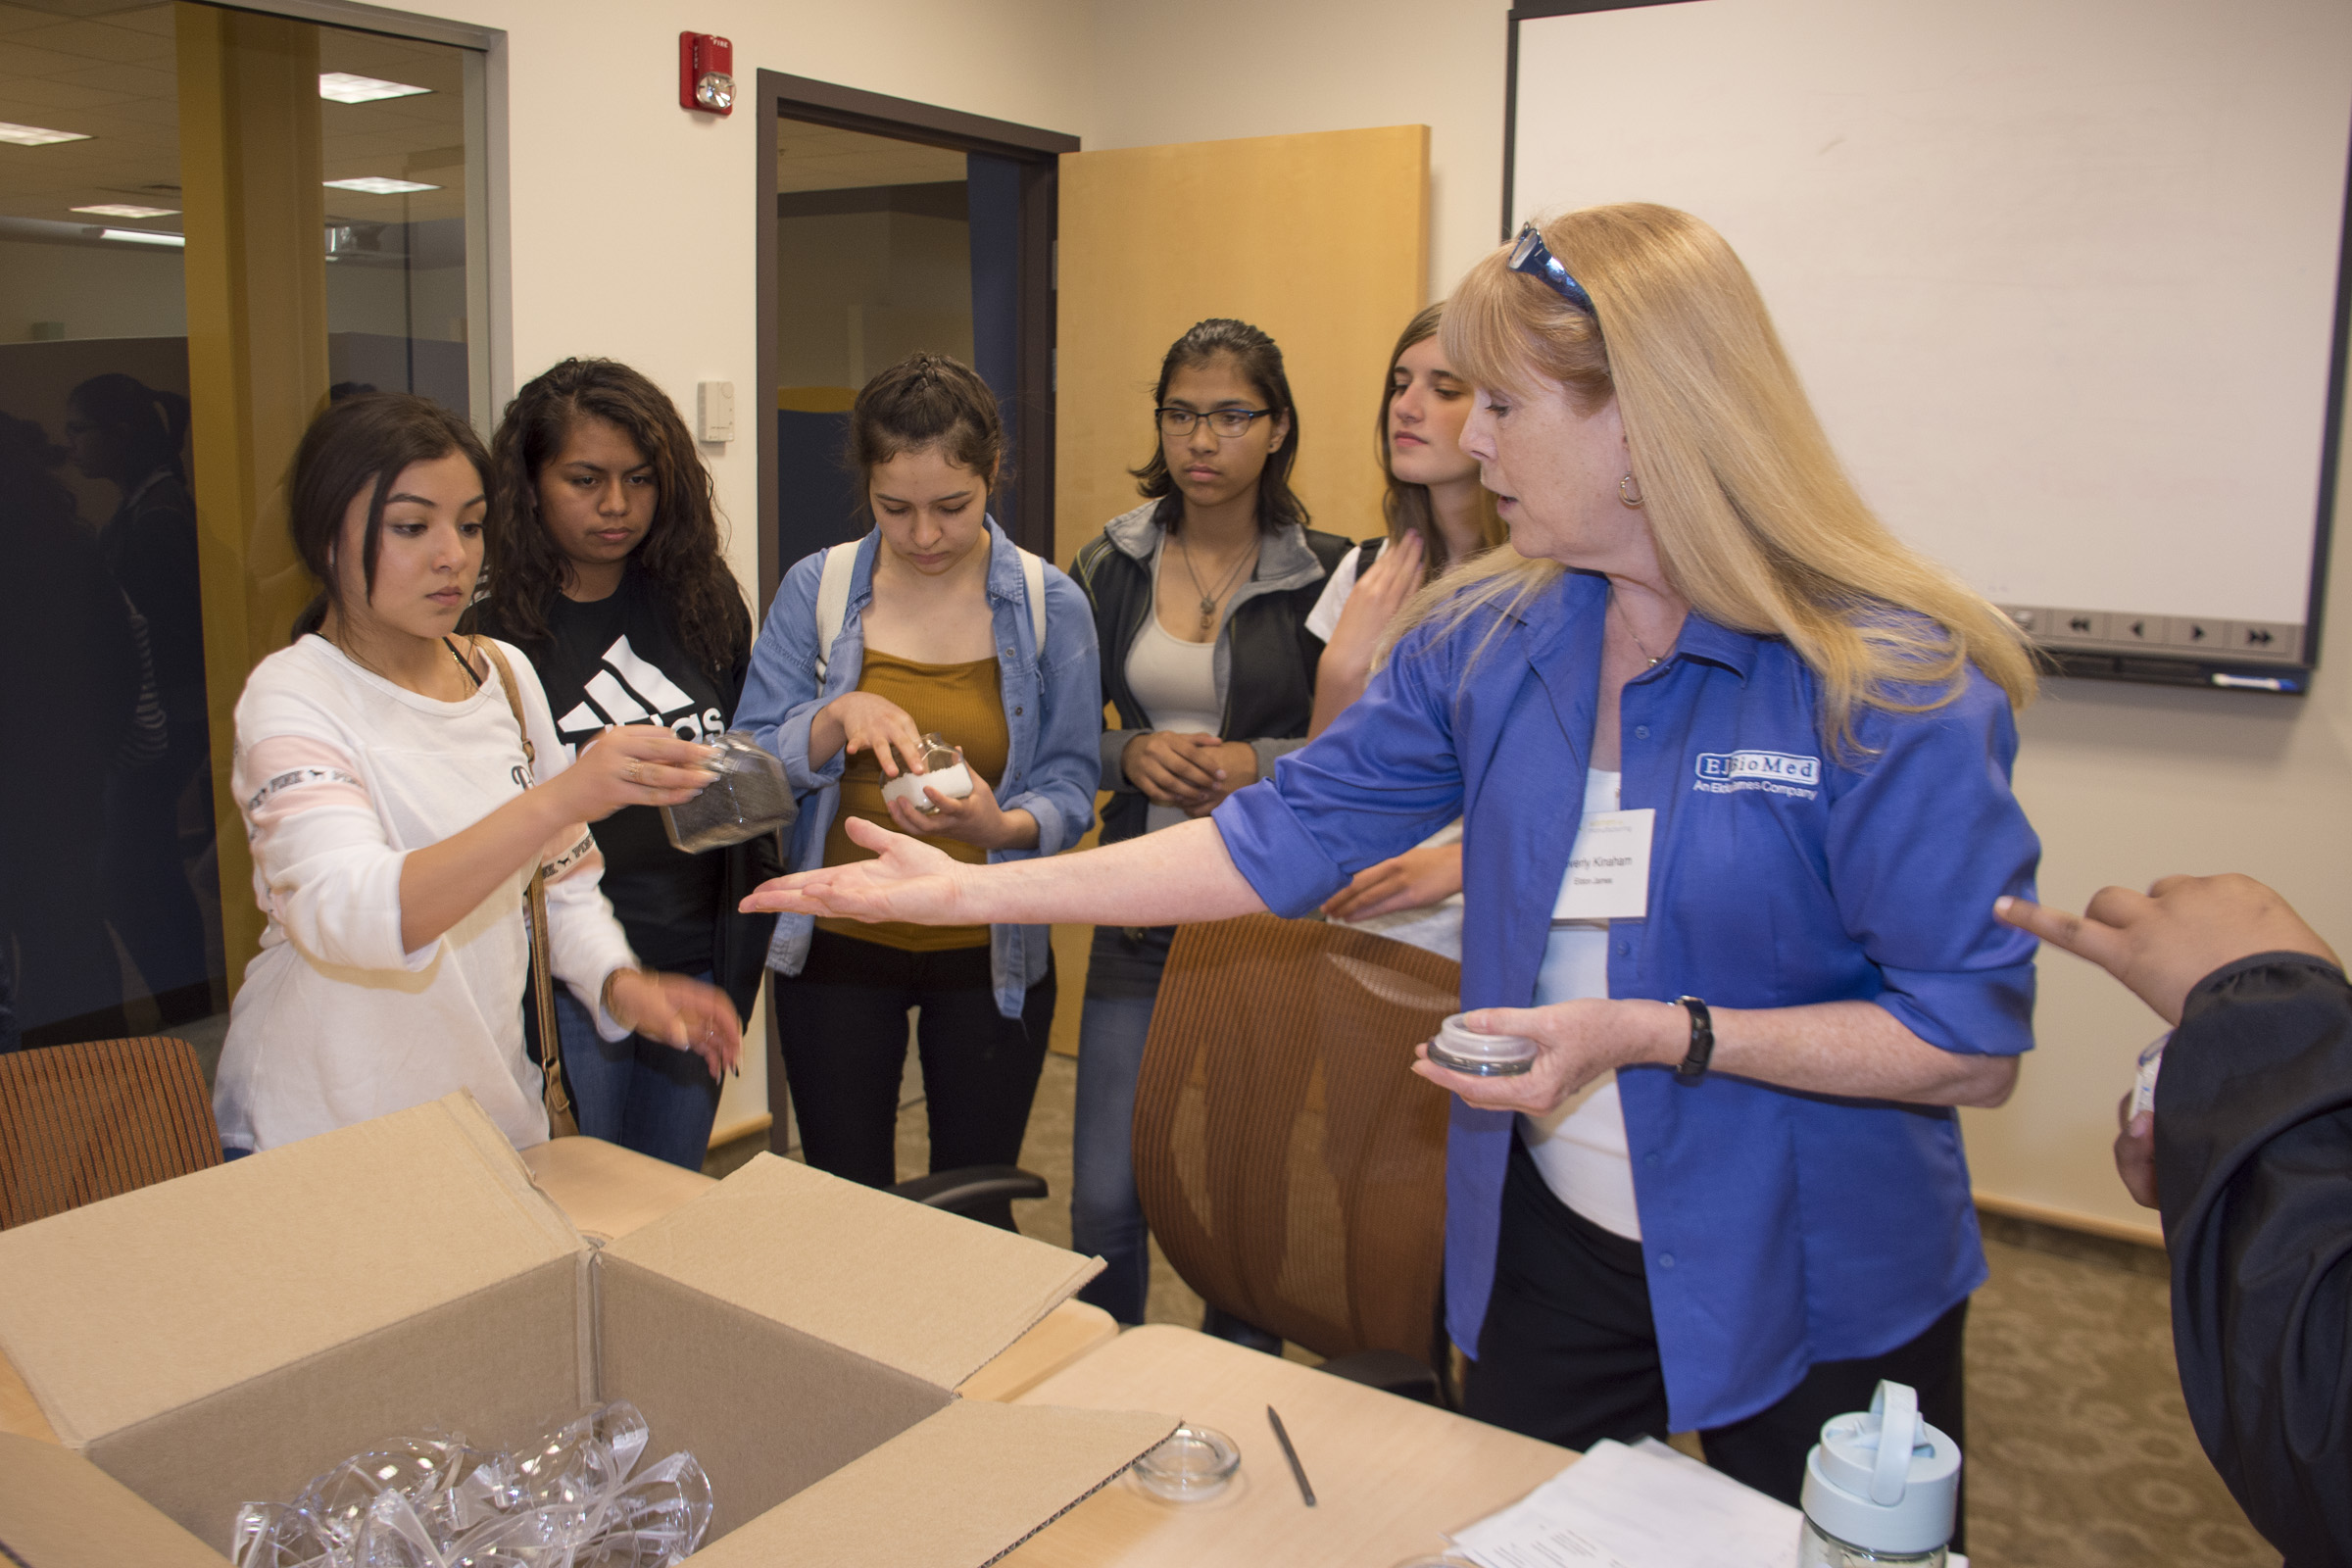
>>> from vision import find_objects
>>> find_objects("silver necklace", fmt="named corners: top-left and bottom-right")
top-left (1611, 589), bottom-right (1665, 667)
top-left (1175, 531), bottom-right (1257, 636)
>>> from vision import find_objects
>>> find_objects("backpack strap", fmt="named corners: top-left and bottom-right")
top-left (1018, 545), bottom-right (1048, 653)
top-left (813, 536), bottom-right (1049, 681)
top-left (811, 541), bottom-right (858, 684)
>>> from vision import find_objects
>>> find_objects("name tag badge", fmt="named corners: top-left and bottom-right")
top-left (1551, 808), bottom-right (1655, 921)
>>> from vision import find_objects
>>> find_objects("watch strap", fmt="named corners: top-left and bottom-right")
top-left (1673, 995), bottom-right (1715, 1085)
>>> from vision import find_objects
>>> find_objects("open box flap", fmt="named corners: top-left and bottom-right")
top-left (602, 1152), bottom-right (1102, 1391)
top-left (0, 1093), bottom-right (579, 1447)
top-left (691, 1400), bottom-right (1178, 1568)
top-left (0, 1433), bottom-right (232, 1568)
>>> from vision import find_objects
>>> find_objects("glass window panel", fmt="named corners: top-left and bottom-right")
top-left (0, 0), bottom-right (485, 1069)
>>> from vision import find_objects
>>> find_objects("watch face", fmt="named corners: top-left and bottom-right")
top-left (696, 72), bottom-right (734, 112)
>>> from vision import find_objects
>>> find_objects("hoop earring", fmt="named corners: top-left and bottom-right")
top-left (1619, 474), bottom-right (1645, 509)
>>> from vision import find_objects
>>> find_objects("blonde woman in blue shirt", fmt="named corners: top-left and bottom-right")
top-left (747, 204), bottom-right (2040, 1509)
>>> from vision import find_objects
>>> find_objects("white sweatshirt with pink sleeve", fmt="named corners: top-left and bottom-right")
top-left (214, 634), bottom-right (638, 1152)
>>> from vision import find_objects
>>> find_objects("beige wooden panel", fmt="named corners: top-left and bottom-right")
top-left (1055, 126), bottom-right (1430, 566)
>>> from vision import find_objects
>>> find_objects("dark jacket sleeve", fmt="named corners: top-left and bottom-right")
top-left (2156, 952), bottom-right (2352, 1568)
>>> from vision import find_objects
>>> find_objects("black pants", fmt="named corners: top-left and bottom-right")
top-left (1465, 1138), bottom-right (1968, 1535)
top-left (774, 928), bottom-right (1053, 1231)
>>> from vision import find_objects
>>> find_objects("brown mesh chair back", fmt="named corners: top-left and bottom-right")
top-left (0, 1037), bottom-right (221, 1229)
top-left (1132, 913), bottom-right (1460, 1369)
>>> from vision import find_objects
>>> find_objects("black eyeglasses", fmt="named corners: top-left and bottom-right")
top-left (1508, 221), bottom-right (1597, 318)
top-left (1156, 406), bottom-right (1274, 439)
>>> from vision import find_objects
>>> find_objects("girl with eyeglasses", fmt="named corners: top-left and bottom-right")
top-left (1062, 318), bottom-right (1352, 1327)
top-left (748, 208), bottom-right (2040, 1513)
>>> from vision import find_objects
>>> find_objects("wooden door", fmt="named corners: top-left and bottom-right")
top-left (1054, 126), bottom-right (1431, 564)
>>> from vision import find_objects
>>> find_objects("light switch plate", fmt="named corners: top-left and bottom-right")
top-left (697, 380), bottom-right (735, 443)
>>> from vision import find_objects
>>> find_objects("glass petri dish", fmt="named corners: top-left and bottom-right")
top-left (1428, 1013), bottom-right (1538, 1076)
top-left (1131, 1424), bottom-right (1241, 1501)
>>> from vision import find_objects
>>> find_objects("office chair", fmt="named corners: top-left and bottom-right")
top-left (1131, 913), bottom-right (1460, 1403)
top-left (0, 1036), bottom-right (221, 1229)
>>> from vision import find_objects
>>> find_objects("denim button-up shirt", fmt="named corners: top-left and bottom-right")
top-left (1213, 568), bottom-right (2039, 1430)
top-left (738, 520), bottom-right (1102, 1018)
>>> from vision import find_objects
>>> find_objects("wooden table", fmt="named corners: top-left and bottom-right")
top-left (1003, 1325), bottom-right (1574, 1566)
top-left (0, 1138), bottom-right (1117, 1443)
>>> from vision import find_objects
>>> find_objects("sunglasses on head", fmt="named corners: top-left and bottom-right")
top-left (1508, 222), bottom-right (1597, 318)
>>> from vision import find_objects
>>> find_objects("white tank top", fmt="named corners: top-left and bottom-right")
top-left (1125, 551), bottom-right (1222, 834)
top-left (1518, 768), bottom-right (1642, 1241)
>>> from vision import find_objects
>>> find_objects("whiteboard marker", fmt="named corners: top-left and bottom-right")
top-left (2210, 672), bottom-right (2297, 692)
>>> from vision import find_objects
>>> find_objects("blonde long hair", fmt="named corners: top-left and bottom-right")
top-left (1389, 203), bottom-right (2035, 750)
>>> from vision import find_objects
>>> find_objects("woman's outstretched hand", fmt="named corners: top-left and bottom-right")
top-left (605, 968), bottom-right (742, 1082)
top-left (740, 814), bottom-right (969, 924)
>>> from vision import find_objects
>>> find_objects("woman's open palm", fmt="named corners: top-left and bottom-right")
top-left (740, 814), bottom-right (966, 923)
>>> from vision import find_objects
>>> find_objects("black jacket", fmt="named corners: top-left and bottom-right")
top-left (1070, 499), bottom-right (1351, 848)
top-left (2157, 952), bottom-right (2352, 1568)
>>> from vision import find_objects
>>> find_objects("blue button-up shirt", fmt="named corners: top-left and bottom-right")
top-left (1213, 568), bottom-right (2038, 1430)
top-left (738, 519), bottom-right (1102, 1019)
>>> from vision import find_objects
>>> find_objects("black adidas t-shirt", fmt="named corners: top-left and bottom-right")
top-left (474, 574), bottom-right (733, 973)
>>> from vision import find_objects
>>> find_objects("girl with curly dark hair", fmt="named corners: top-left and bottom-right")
top-left (467, 359), bottom-right (774, 1169)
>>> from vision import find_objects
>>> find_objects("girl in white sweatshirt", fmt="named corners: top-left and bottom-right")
top-left (214, 395), bottom-right (740, 1153)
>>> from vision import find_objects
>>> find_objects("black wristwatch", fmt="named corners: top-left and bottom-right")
top-left (1672, 996), bottom-right (1715, 1085)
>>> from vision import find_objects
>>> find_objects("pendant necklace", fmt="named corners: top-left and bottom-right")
top-left (1611, 588), bottom-right (1665, 667)
top-left (1176, 531), bottom-right (1258, 637)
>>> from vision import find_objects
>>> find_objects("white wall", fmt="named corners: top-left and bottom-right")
top-left (377, 0), bottom-right (2347, 1231)
top-left (1087, 0), bottom-right (1512, 303)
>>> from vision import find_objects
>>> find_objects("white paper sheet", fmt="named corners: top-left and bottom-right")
top-left (1447, 1439), bottom-right (1968, 1568)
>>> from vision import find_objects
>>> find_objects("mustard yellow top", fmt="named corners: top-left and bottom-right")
top-left (818, 649), bottom-right (1009, 952)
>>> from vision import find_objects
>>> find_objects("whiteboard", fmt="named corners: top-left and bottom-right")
top-left (1509, 0), bottom-right (2352, 682)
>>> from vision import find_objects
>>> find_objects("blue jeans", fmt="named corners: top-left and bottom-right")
top-left (1070, 993), bottom-right (1156, 1324)
top-left (554, 970), bottom-right (722, 1171)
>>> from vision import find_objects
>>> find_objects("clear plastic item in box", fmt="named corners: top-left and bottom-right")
top-left (660, 731), bottom-right (797, 855)
top-left (878, 733), bottom-right (973, 815)
top-left (230, 1400), bottom-right (711, 1568)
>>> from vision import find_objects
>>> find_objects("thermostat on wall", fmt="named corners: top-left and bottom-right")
top-left (697, 381), bottom-right (735, 443)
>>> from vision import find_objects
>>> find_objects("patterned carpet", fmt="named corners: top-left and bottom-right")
top-left (727, 1051), bottom-right (2280, 1567)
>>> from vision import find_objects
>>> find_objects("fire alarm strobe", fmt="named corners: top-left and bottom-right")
top-left (679, 32), bottom-right (733, 116)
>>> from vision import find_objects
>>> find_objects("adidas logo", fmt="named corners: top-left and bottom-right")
top-left (554, 635), bottom-right (724, 761)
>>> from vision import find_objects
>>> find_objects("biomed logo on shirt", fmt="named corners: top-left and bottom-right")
top-left (1692, 750), bottom-right (1821, 799)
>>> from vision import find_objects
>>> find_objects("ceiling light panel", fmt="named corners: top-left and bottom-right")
top-left (98, 228), bottom-right (183, 247)
top-left (0, 122), bottom-right (91, 147)
top-left (323, 176), bottom-right (440, 195)
top-left (73, 203), bottom-right (178, 219)
top-left (318, 72), bottom-right (431, 105)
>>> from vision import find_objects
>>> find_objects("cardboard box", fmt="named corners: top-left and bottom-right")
top-left (0, 1094), bottom-right (1174, 1566)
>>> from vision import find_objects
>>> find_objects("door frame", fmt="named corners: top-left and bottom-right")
top-left (755, 71), bottom-right (1078, 610)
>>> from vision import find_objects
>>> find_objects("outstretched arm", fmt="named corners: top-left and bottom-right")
top-left (742, 814), bottom-right (1265, 929)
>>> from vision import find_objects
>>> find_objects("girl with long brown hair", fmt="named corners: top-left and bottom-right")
top-left (466, 359), bottom-right (771, 1169)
